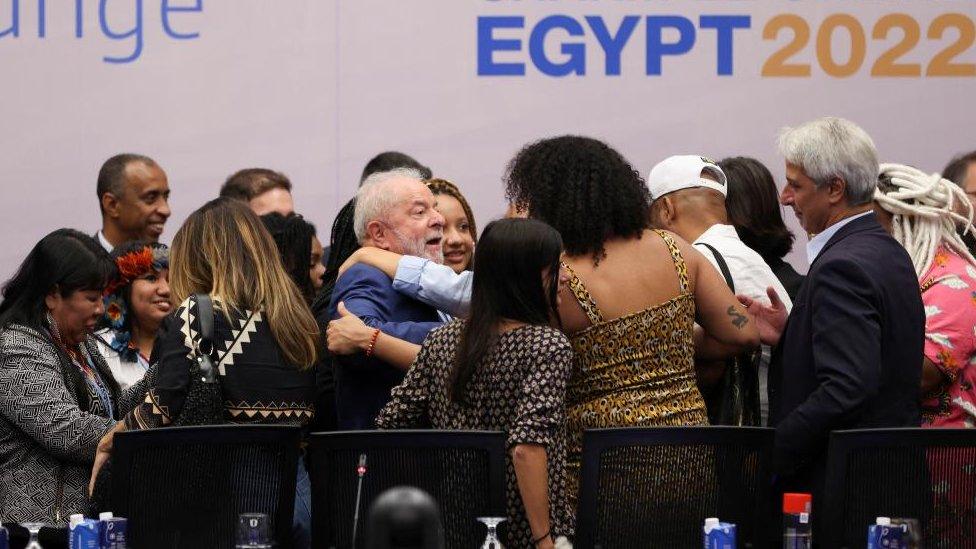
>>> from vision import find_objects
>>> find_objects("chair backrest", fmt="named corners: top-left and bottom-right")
top-left (575, 427), bottom-right (775, 549)
top-left (110, 425), bottom-right (301, 549)
top-left (307, 430), bottom-right (506, 549)
top-left (823, 428), bottom-right (976, 549)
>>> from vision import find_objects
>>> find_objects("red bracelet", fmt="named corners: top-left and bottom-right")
top-left (365, 328), bottom-right (381, 357)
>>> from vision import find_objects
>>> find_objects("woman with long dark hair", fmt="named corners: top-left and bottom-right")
top-left (377, 218), bottom-right (573, 549)
top-left (719, 156), bottom-right (804, 299)
top-left (0, 229), bottom-right (120, 524)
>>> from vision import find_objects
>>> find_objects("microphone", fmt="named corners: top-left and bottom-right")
top-left (352, 453), bottom-right (368, 546)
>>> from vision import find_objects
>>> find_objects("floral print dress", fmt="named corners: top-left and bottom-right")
top-left (920, 247), bottom-right (976, 428)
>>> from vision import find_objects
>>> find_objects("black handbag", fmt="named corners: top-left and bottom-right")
top-left (697, 243), bottom-right (762, 427)
top-left (172, 293), bottom-right (224, 427)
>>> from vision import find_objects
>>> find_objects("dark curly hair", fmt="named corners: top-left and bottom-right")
top-left (504, 135), bottom-right (649, 262)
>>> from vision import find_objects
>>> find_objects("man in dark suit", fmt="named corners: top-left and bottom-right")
top-left (740, 117), bottom-right (924, 507)
top-left (327, 168), bottom-right (446, 429)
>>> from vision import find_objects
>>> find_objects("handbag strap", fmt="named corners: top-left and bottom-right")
top-left (192, 293), bottom-right (218, 383)
top-left (697, 242), bottom-right (735, 292)
top-left (195, 293), bottom-right (215, 343)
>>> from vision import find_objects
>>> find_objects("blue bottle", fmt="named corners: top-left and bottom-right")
top-left (867, 517), bottom-right (907, 549)
top-left (703, 517), bottom-right (737, 549)
top-left (69, 514), bottom-right (100, 549)
top-left (0, 520), bottom-right (9, 549)
top-left (98, 512), bottom-right (128, 549)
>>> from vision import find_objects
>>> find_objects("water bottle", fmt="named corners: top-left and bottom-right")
top-left (236, 513), bottom-right (272, 549)
top-left (97, 513), bottom-right (112, 545)
top-left (68, 514), bottom-right (99, 549)
top-left (890, 518), bottom-right (921, 548)
top-left (0, 520), bottom-right (9, 549)
top-left (782, 493), bottom-right (812, 548)
top-left (703, 517), bottom-right (737, 548)
top-left (867, 517), bottom-right (906, 549)
top-left (98, 512), bottom-right (128, 549)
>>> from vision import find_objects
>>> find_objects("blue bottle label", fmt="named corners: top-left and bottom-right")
top-left (70, 519), bottom-right (100, 549)
top-left (867, 524), bottom-right (907, 549)
top-left (704, 522), bottom-right (737, 549)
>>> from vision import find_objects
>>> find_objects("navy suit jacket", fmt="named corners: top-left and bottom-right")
top-left (328, 264), bottom-right (443, 429)
top-left (770, 213), bottom-right (923, 494)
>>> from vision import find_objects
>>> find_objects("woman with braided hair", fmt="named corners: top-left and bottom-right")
top-left (260, 212), bottom-right (326, 303)
top-left (874, 163), bottom-right (976, 427)
top-left (308, 198), bottom-right (360, 432)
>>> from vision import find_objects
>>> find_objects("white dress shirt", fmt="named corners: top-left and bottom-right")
top-left (693, 223), bottom-right (794, 426)
top-left (96, 230), bottom-right (114, 253)
top-left (93, 328), bottom-right (149, 390)
top-left (693, 224), bottom-right (793, 312)
top-left (805, 211), bottom-right (874, 264)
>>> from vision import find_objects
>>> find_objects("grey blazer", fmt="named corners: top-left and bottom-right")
top-left (0, 324), bottom-right (139, 524)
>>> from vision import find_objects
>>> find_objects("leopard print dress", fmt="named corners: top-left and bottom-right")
top-left (563, 230), bottom-right (709, 506)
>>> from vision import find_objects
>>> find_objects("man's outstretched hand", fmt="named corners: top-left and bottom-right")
top-left (737, 286), bottom-right (788, 346)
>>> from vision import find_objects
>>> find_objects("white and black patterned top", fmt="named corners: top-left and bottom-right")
top-left (125, 297), bottom-right (316, 429)
top-left (0, 324), bottom-right (136, 524)
top-left (377, 320), bottom-right (575, 547)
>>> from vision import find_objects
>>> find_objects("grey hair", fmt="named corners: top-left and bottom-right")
top-left (777, 117), bottom-right (879, 206)
top-left (353, 167), bottom-right (425, 244)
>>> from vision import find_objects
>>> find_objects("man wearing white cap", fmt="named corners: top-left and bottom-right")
top-left (648, 155), bottom-right (791, 426)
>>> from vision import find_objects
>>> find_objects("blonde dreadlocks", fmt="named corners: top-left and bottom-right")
top-left (874, 163), bottom-right (976, 277)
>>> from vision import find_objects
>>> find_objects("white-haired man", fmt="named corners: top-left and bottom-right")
top-left (740, 117), bottom-right (924, 522)
top-left (326, 168), bottom-right (446, 429)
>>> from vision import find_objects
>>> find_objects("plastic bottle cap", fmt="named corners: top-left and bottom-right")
top-left (876, 517), bottom-right (891, 526)
top-left (783, 493), bottom-right (812, 514)
top-left (99, 512), bottom-right (114, 520)
top-left (69, 514), bottom-right (85, 528)
top-left (704, 518), bottom-right (720, 527)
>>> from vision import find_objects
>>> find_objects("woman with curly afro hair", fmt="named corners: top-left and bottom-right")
top-left (507, 135), bottom-right (759, 507)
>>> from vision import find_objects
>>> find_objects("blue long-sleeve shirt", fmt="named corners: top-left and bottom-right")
top-left (328, 264), bottom-right (443, 429)
top-left (392, 256), bottom-right (472, 317)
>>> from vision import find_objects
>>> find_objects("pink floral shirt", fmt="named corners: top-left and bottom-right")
top-left (920, 247), bottom-right (976, 428)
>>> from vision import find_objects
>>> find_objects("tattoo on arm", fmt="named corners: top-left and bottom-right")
top-left (727, 306), bottom-right (749, 329)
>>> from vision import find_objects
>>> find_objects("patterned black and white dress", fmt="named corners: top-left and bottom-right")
top-left (376, 320), bottom-right (574, 547)
top-left (125, 297), bottom-right (316, 429)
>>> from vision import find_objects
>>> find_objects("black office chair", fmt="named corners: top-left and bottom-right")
top-left (307, 430), bottom-right (506, 548)
top-left (109, 424), bottom-right (302, 549)
top-left (823, 428), bottom-right (976, 549)
top-left (575, 427), bottom-right (776, 549)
